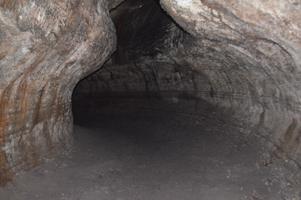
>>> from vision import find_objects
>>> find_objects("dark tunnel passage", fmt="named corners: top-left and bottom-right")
top-left (69, 1), bottom-right (301, 199)
top-left (0, 0), bottom-right (301, 199)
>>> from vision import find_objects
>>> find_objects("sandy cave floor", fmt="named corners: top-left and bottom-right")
top-left (0, 98), bottom-right (300, 200)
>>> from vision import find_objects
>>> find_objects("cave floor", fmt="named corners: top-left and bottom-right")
top-left (0, 98), bottom-right (297, 200)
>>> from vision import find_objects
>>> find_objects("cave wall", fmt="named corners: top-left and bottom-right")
top-left (74, 0), bottom-right (186, 97)
top-left (0, 0), bottom-right (116, 185)
top-left (75, 0), bottom-right (301, 166)
top-left (160, 0), bottom-right (301, 166)
top-left (0, 0), bottom-right (300, 187)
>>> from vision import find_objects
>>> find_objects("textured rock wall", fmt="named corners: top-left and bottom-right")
top-left (160, 0), bottom-right (301, 166)
top-left (74, 0), bottom-right (185, 97)
top-left (108, 0), bottom-right (126, 10)
top-left (75, 0), bottom-right (301, 166)
top-left (0, 0), bottom-right (116, 185)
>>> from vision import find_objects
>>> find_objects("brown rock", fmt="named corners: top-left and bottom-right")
top-left (0, 0), bottom-right (116, 185)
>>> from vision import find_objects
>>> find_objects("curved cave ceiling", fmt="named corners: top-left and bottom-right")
top-left (75, 0), bottom-right (301, 167)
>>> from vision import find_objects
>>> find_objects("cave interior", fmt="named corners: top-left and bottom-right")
top-left (0, 0), bottom-right (301, 199)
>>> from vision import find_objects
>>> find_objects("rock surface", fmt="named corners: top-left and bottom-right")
top-left (108, 0), bottom-right (126, 10)
top-left (1, 0), bottom-right (301, 187)
top-left (75, 0), bottom-right (301, 167)
top-left (0, 0), bottom-right (116, 185)
top-left (159, 0), bottom-right (301, 165)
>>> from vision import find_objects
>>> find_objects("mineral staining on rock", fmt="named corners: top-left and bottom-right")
top-left (0, 0), bottom-right (116, 185)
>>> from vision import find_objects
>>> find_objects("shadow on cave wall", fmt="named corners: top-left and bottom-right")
top-left (111, 0), bottom-right (184, 64)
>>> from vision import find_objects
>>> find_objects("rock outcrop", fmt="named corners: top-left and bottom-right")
top-left (0, 0), bottom-right (116, 185)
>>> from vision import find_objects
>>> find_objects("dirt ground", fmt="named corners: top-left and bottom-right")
top-left (1, 98), bottom-right (300, 200)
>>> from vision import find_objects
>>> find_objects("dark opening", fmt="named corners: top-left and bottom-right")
top-left (68, 0), bottom-right (299, 199)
